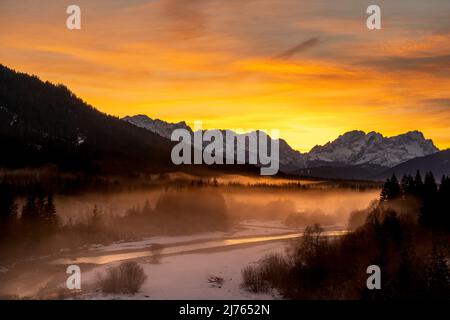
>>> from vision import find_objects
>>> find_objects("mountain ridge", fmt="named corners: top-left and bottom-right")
top-left (122, 115), bottom-right (440, 172)
top-left (0, 64), bottom-right (260, 176)
top-left (373, 149), bottom-right (450, 180)
top-left (307, 129), bottom-right (439, 167)
top-left (0, 64), bottom-right (174, 173)
top-left (0, 63), bottom-right (443, 179)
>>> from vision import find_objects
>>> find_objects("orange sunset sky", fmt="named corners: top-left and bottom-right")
top-left (1, 0), bottom-right (449, 152)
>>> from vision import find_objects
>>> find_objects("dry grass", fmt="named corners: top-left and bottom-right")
top-left (241, 253), bottom-right (289, 293)
top-left (100, 261), bottom-right (147, 294)
top-left (241, 265), bottom-right (269, 293)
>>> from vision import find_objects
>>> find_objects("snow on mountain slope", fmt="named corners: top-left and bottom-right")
top-left (122, 116), bottom-right (307, 171)
top-left (222, 130), bottom-right (307, 171)
top-left (307, 130), bottom-right (439, 168)
top-left (123, 115), bottom-right (191, 139)
top-left (122, 115), bottom-right (439, 171)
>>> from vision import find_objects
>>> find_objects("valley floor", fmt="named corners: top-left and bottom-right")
top-left (0, 221), bottom-right (345, 300)
top-left (79, 241), bottom-right (285, 300)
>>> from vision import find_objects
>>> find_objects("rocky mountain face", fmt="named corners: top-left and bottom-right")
top-left (122, 116), bottom-right (440, 174)
top-left (307, 130), bottom-right (439, 168)
top-left (121, 116), bottom-right (307, 172)
top-left (123, 115), bottom-right (192, 139)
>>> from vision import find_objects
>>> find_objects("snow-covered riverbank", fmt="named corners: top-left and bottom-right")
top-left (1, 221), bottom-right (345, 300)
top-left (79, 241), bottom-right (286, 300)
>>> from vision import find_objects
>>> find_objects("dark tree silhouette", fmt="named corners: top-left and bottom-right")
top-left (240, 169), bottom-right (450, 299)
top-left (413, 170), bottom-right (424, 197)
top-left (0, 64), bottom-right (173, 174)
top-left (420, 172), bottom-right (438, 226)
top-left (438, 175), bottom-right (450, 230)
top-left (380, 173), bottom-right (401, 201)
top-left (426, 241), bottom-right (450, 299)
top-left (21, 193), bottom-right (38, 221)
top-left (0, 184), bottom-right (17, 221)
top-left (44, 193), bottom-right (58, 225)
top-left (424, 172), bottom-right (438, 197)
top-left (401, 174), bottom-right (415, 199)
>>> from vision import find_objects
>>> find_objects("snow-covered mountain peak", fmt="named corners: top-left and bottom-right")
top-left (307, 130), bottom-right (439, 167)
top-left (122, 115), bottom-right (440, 171)
top-left (122, 115), bottom-right (191, 139)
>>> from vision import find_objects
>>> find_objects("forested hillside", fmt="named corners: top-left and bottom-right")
top-left (0, 65), bottom-right (173, 173)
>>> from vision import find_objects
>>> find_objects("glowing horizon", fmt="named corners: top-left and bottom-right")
top-left (1, 0), bottom-right (449, 152)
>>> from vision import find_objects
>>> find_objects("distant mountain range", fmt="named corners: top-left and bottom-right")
top-left (307, 130), bottom-right (438, 167)
top-left (0, 63), bottom-right (447, 180)
top-left (0, 64), bottom-right (257, 175)
top-left (123, 114), bottom-right (307, 172)
top-left (123, 115), bottom-right (192, 139)
top-left (123, 115), bottom-right (447, 180)
top-left (375, 150), bottom-right (450, 181)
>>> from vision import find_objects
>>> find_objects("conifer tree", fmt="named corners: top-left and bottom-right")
top-left (401, 174), bottom-right (415, 199)
top-left (423, 171), bottom-right (438, 198)
top-left (420, 172), bottom-right (438, 226)
top-left (0, 185), bottom-right (17, 221)
top-left (380, 174), bottom-right (401, 201)
top-left (390, 174), bottom-right (401, 199)
top-left (44, 193), bottom-right (58, 225)
top-left (426, 242), bottom-right (450, 299)
top-left (21, 193), bottom-right (38, 221)
top-left (413, 170), bottom-right (424, 196)
top-left (438, 175), bottom-right (450, 229)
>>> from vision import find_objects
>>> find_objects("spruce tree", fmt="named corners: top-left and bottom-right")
top-left (380, 174), bottom-right (401, 201)
top-left (44, 193), bottom-right (58, 225)
top-left (423, 172), bottom-right (438, 198)
top-left (390, 174), bottom-right (401, 199)
top-left (21, 193), bottom-right (38, 221)
top-left (438, 176), bottom-right (450, 229)
top-left (401, 174), bottom-right (415, 199)
top-left (426, 242), bottom-right (450, 299)
top-left (413, 170), bottom-right (424, 197)
top-left (0, 185), bottom-right (17, 221)
top-left (380, 178), bottom-right (391, 202)
top-left (420, 172), bottom-right (438, 226)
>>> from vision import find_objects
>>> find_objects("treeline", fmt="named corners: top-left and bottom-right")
top-left (0, 182), bottom-right (232, 263)
top-left (241, 170), bottom-right (450, 299)
top-left (122, 190), bottom-right (229, 234)
top-left (242, 220), bottom-right (450, 299)
top-left (380, 171), bottom-right (450, 229)
top-left (0, 184), bottom-right (58, 241)
top-left (0, 170), bottom-right (184, 196)
top-left (0, 184), bottom-right (57, 224)
top-left (0, 184), bottom-right (60, 262)
top-left (0, 184), bottom-right (122, 263)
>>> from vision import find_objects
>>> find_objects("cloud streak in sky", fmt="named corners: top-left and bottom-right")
top-left (1, 0), bottom-right (450, 151)
top-left (275, 37), bottom-right (321, 59)
top-left (361, 54), bottom-right (450, 75)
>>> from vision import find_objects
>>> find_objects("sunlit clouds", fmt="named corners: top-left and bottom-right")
top-left (1, 0), bottom-right (449, 151)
